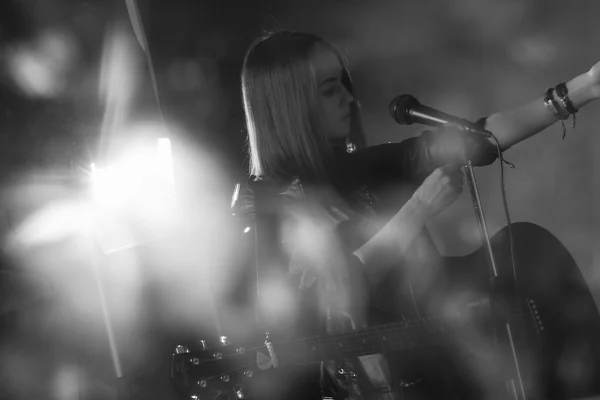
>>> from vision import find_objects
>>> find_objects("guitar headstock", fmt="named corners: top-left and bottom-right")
top-left (171, 336), bottom-right (259, 399)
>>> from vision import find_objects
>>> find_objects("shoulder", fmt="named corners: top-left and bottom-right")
top-left (231, 179), bottom-right (254, 216)
top-left (231, 177), bottom-right (301, 220)
top-left (231, 177), bottom-right (263, 221)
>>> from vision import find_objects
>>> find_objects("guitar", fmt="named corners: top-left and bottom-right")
top-left (171, 223), bottom-right (600, 399)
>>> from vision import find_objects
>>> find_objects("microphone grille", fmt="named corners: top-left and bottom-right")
top-left (389, 94), bottom-right (420, 125)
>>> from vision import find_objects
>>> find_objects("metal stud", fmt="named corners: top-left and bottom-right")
top-left (175, 345), bottom-right (190, 354)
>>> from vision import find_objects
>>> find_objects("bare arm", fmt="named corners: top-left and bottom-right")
top-left (354, 165), bottom-right (462, 281)
top-left (485, 63), bottom-right (600, 150)
top-left (353, 195), bottom-right (430, 268)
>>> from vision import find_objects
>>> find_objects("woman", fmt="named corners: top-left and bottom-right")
top-left (229, 30), bottom-right (600, 400)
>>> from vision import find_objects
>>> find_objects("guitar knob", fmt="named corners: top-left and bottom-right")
top-left (191, 357), bottom-right (200, 365)
top-left (244, 370), bottom-right (253, 378)
top-left (213, 352), bottom-right (223, 359)
top-left (197, 380), bottom-right (207, 388)
top-left (220, 336), bottom-right (230, 346)
top-left (221, 374), bottom-right (230, 383)
top-left (235, 386), bottom-right (248, 399)
top-left (175, 345), bottom-right (190, 354)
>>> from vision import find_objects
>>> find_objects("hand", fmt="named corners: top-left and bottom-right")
top-left (587, 60), bottom-right (600, 99)
top-left (428, 124), bottom-right (498, 167)
top-left (411, 164), bottom-right (464, 218)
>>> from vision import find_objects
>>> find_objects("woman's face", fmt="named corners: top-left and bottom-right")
top-left (311, 42), bottom-right (355, 140)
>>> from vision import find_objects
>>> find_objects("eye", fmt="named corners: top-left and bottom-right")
top-left (321, 81), bottom-right (345, 97)
top-left (321, 87), bottom-right (336, 97)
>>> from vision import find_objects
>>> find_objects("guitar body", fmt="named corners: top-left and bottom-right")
top-left (171, 222), bottom-right (600, 400)
top-left (431, 222), bottom-right (600, 400)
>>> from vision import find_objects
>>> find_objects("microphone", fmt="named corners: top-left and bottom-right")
top-left (389, 94), bottom-right (492, 137)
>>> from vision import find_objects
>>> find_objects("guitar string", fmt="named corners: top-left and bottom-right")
top-left (209, 300), bottom-right (533, 382)
top-left (200, 303), bottom-right (534, 383)
top-left (216, 300), bottom-right (531, 360)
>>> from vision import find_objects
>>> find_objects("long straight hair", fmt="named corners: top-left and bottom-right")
top-left (241, 30), bottom-right (367, 184)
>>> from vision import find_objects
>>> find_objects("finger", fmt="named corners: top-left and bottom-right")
top-left (444, 166), bottom-right (463, 182)
top-left (446, 172), bottom-right (465, 189)
top-left (451, 174), bottom-right (464, 191)
top-left (446, 168), bottom-right (464, 178)
top-left (439, 163), bottom-right (464, 173)
top-left (450, 174), bottom-right (464, 188)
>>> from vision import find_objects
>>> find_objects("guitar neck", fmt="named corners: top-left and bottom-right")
top-left (272, 317), bottom-right (449, 366)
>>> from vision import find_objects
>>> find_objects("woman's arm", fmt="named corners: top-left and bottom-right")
top-left (353, 193), bottom-right (430, 268)
top-left (485, 62), bottom-right (600, 150)
top-left (354, 165), bottom-right (463, 280)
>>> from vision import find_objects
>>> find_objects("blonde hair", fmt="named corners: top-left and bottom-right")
top-left (241, 30), bottom-right (366, 183)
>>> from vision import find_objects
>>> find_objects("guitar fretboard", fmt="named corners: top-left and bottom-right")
top-left (274, 317), bottom-right (450, 366)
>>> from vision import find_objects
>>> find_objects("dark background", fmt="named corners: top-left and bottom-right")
top-left (0, 0), bottom-right (598, 398)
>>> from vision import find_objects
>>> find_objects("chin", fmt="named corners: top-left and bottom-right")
top-left (328, 132), bottom-right (349, 140)
top-left (329, 126), bottom-right (351, 139)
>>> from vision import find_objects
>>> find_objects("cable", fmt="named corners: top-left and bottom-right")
top-left (487, 135), bottom-right (517, 283)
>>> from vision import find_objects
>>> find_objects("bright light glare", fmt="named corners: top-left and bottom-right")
top-left (7, 200), bottom-right (91, 248)
top-left (7, 29), bottom-right (77, 98)
top-left (91, 138), bottom-right (175, 208)
top-left (51, 365), bottom-right (83, 400)
top-left (89, 137), bottom-right (176, 254)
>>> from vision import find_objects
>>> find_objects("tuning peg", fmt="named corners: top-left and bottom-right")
top-left (175, 345), bottom-right (190, 354)
top-left (221, 374), bottom-right (230, 383)
top-left (243, 370), bottom-right (253, 378)
top-left (213, 352), bottom-right (223, 359)
top-left (219, 335), bottom-right (230, 346)
top-left (198, 339), bottom-right (208, 351)
top-left (197, 380), bottom-right (207, 388)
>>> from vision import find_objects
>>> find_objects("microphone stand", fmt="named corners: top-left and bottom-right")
top-left (463, 160), bottom-right (526, 400)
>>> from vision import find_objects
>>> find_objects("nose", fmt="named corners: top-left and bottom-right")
top-left (341, 85), bottom-right (355, 107)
